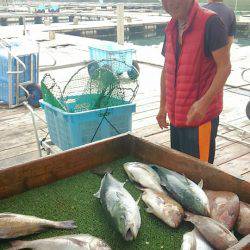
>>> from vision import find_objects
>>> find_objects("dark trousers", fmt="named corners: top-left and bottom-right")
top-left (170, 117), bottom-right (219, 164)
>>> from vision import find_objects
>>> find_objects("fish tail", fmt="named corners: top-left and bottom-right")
top-left (7, 240), bottom-right (27, 250)
top-left (54, 220), bottom-right (77, 229)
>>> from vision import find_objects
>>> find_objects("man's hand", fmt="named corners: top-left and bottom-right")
top-left (156, 110), bottom-right (169, 129)
top-left (186, 99), bottom-right (209, 125)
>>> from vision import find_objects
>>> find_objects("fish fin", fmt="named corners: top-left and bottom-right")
top-left (94, 173), bottom-right (107, 198)
top-left (156, 197), bottom-right (165, 205)
top-left (53, 220), bottom-right (77, 229)
top-left (182, 174), bottom-right (190, 185)
top-left (115, 192), bottom-right (126, 200)
top-left (136, 194), bottom-right (142, 206)
top-left (68, 237), bottom-right (88, 247)
top-left (134, 184), bottom-right (146, 192)
top-left (94, 189), bottom-right (101, 198)
top-left (182, 174), bottom-right (196, 194)
top-left (198, 179), bottom-right (203, 188)
top-left (0, 213), bottom-right (17, 218)
top-left (148, 164), bottom-right (157, 170)
top-left (7, 240), bottom-right (27, 250)
top-left (0, 227), bottom-right (12, 238)
top-left (122, 179), bottom-right (128, 186)
top-left (145, 207), bottom-right (153, 214)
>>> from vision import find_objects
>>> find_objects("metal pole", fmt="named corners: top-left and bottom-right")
top-left (23, 102), bottom-right (43, 157)
top-left (117, 3), bottom-right (124, 45)
top-left (234, 0), bottom-right (238, 12)
top-left (23, 16), bottom-right (26, 35)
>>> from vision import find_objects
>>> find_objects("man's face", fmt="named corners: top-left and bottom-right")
top-left (162, 0), bottom-right (190, 19)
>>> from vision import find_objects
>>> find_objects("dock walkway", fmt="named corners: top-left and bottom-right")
top-left (0, 33), bottom-right (249, 183)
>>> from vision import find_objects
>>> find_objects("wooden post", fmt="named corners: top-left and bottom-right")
top-left (73, 16), bottom-right (79, 25)
top-left (23, 17), bottom-right (26, 35)
top-left (49, 31), bottom-right (55, 40)
top-left (117, 3), bottom-right (124, 45)
top-left (44, 17), bottom-right (51, 26)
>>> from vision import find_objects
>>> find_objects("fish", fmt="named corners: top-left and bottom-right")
top-left (184, 212), bottom-right (238, 250)
top-left (192, 229), bottom-right (214, 250)
top-left (7, 234), bottom-right (111, 250)
top-left (205, 190), bottom-right (240, 230)
top-left (94, 173), bottom-right (141, 241)
top-left (0, 213), bottom-right (76, 239)
top-left (151, 165), bottom-right (210, 216)
top-left (236, 201), bottom-right (250, 236)
top-left (181, 230), bottom-right (196, 250)
top-left (141, 188), bottom-right (184, 228)
top-left (123, 162), bottom-right (163, 192)
top-left (226, 234), bottom-right (250, 250)
top-left (90, 165), bottom-right (113, 176)
top-left (181, 228), bottom-right (214, 250)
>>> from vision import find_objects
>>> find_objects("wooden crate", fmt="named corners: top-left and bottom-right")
top-left (0, 133), bottom-right (249, 202)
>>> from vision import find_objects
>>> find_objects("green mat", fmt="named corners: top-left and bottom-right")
top-left (0, 156), bottom-right (192, 250)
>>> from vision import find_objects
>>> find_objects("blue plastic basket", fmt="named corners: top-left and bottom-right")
top-left (0, 38), bottom-right (39, 105)
top-left (89, 43), bottom-right (135, 74)
top-left (40, 97), bottom-right (136, 150)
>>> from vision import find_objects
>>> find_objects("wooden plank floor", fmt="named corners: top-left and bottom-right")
top-left (0, 73), bottom-right (249, 184)
top-left (0, 34), bottom-right (249, 184)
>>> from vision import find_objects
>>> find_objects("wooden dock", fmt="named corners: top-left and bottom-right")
top-left (0, 10), bottom-right (249, 38)
top-left (0, 33), bottom-right (249, 184)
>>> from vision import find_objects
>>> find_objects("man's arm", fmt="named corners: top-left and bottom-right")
top-left (186, 45), bottom-right (231, 125)
top-left (156, 67), bottom-right (169, 129)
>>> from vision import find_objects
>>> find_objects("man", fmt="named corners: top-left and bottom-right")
top-left (157, 0), bottom-right (231, 164)
top-left (203, 0), bottom-right (236, 48)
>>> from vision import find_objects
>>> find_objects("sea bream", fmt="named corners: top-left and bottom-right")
top-left (151, 165), bottom-right (210, 216)
top-left (141, 188), bottom-right (184, 228)
top-left (123, 162), bottom-right (163, 192)
top-left (7, 234), bottom-right (111, 250)
top-left (236, 201), bottom-right (250, 236)
top-left (181, 228), bottom-right (214, 250)
top-left (184, 212), bottom-right (238, 250)
top-left (0, 213), bottom-right (76, 239)
top-left (94, 173), bottom-right (141, 241)
top-left (205, 190), bottom-right (240, 230)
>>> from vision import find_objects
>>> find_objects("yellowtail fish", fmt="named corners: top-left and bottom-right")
top-left (0, 213), bottom-right (76, 239)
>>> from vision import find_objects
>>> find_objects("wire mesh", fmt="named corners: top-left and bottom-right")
top-left (41, 59), bottom-right (139, 113)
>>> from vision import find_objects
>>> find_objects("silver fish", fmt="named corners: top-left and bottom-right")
top-left (8, 234), bottom-right (111, 250)
top-left (181, 230), bottom-right (196, 250)
top-left (236, 202), bottom-right (250, 236)
top-left (185, 212), bottom-right (238, 250)
top-left (0, 213), bottom-right (76, 239)
top-left (123, 162), bottom-right (163, 192)
top-left (151, 165), bottom-right (210, 216)
top-left (142, 188), bottom-right (184, 228)
top-left (193, 229), bottom-right (214, 250)
top-left (94, 173), bottom-right (141, 241)
top-left (181, 228), bottom-right (214, 250)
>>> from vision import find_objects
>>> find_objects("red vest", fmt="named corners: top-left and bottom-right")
top-left (164, 1), bottom-right (223, 127)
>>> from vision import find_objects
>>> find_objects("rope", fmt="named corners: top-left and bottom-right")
top-left (90, 107), bottom-right (121, 142)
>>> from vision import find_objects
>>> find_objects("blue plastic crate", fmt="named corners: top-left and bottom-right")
top-left (0, 38), bottom-right (39, 105)
top-left (89, 43), bottom-right (135, 74)
top-left (40, 97), bottom-right (136, 150)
